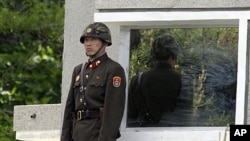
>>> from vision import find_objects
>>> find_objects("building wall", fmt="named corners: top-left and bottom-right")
top-left (95, 0), bottom-right (250, 9)
top-left (62, 0), bottom-right (250, 133)
top-left (62, 0), bottom-right (250, 125)
top-left (61, 0), bottom-right (96, 122)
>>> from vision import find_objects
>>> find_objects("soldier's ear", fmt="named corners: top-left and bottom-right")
top-left (101, 40), bottom-right (108, 46)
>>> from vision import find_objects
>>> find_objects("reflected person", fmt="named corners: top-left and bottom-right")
top-left (127, 34), bottom-right (181, 126)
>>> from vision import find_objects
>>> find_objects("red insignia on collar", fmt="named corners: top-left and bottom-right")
top-left (113, 76), bottom-right (121, 87)
top-left (85, 60), bottom-right (101, 69)
top-left (89, 60), bottom-right (101, 69)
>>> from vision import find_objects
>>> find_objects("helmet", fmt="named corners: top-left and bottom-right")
top-left (151, 34), bottom-right (179, 60)
top-left (80, 22), bottom-right (112, 46)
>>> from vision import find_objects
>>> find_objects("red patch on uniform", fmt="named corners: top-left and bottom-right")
top-left (113, 76), bottom-right (121, 87)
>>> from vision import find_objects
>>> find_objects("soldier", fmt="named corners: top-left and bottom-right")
top-left (61, 22), bottom-right (126, 141)
top-left (127, 34), bottom-right (181, 127)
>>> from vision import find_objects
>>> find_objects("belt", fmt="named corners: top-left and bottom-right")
top-left (76, 110), bottom-right (101, 121)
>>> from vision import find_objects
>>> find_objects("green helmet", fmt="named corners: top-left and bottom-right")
top-left (80, 22), bottom-right (112, 46)
top-left (151, 34), bottom-right (179, 60)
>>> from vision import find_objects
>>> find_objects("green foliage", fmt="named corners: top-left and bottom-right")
top-left (130, 27), bottom-right (238, 126)
top-left (0, 110), bottom-right (15, 141)
top-left (0, 0), bottom-right (64, 140)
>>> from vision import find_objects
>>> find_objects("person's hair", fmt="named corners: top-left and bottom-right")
top-left (156, 54), bottom-right (177, 63)
top-left (151, 34), bottom-right (179, 62)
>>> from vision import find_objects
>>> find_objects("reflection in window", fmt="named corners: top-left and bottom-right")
top-left (127, 28), bottom-right (238, 127)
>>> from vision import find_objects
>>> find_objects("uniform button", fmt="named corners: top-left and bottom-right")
top-left (80, 86), bottom-right (83, 92)
top-left (90, 64), bottom-right (92, 68)
top-left (84, 87), bottom-right (87, 90)
top-left (86, 75), bottom-right (89, 79)
top-left (84, 103), bottom-right (87, 106)
top-left (80, 98), bottom-right (83, 102)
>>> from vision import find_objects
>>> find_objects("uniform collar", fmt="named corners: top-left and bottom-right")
top-left (85, 53), bottom-right (108, 69)
top-left (154, 63), bottom-right (173, 69)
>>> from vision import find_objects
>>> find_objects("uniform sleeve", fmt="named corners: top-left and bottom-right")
top-left (98, 65), bottom-right (126, 141)
top-left (60, 68), bottom-right (76, 141)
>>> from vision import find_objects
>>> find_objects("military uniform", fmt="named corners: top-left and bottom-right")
top-left (61, 22), bottom-right (126, 141)
top-left (127, 34), bottom-right (181, 126)
top-left (61, 53), bottom-right (126, 141)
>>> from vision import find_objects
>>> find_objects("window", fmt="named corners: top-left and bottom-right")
top-left (95, 11), bottom-right (249, 141)
top-left (127, 28), bottom-right (237, 127)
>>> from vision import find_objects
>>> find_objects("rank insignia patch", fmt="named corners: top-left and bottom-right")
top-left (113, 76), bottom-right (121, 87)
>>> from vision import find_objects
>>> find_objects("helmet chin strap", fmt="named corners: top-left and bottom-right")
top-left (86, 43), bottom-right (106, 59)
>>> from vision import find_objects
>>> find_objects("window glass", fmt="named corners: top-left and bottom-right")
top-left (127, 28), bottom-right (238, 127)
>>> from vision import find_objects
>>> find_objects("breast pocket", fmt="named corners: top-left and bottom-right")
top-left (89, 81), bottom-right (105, 87)
top-left (88, 80), bottom-right (106, 96)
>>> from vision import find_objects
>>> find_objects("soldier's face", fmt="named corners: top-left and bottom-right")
top-left (84, 37), bottom-right (105, 57)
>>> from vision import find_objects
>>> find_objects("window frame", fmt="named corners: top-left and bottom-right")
top-left (95, 11), bottom-right (249, 141)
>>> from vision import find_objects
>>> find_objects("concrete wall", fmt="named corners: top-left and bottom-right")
top-left (13, 0), bottom-right (250, 140)
top-left (95, 0), bottom-right (250, 9)
top-left (61, 0), bottom-right (95, 124)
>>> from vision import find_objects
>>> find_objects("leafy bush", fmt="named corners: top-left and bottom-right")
top-left (0, 0), bottom-right (64, 140)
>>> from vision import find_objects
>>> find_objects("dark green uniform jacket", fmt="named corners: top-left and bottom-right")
top-left (128, 63), bottom-right (181, 124)
top-left (61, 53), bottom-right (126, 141)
